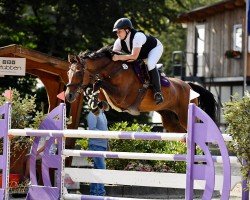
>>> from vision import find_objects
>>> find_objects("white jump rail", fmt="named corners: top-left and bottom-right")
top-left (9, 129), bottom-right (187, 141)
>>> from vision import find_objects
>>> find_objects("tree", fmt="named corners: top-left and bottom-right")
top-left (0, 75), bottom-right (37, 97)
top-left (0, 0), bottom-right (220, 63)
top-left (0, 0), bottom-right (170, 57)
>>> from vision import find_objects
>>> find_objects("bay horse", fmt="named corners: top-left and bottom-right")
top-left (65, 46), bottom-right (216, 133)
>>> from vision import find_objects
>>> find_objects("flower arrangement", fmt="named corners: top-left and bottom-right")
top-left (225, 50), bottom-right (241, 59)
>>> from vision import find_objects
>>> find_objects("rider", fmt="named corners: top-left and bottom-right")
top-left (112, 17), bottom-right (164, 105)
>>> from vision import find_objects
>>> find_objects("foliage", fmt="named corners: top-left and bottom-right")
top-left (0, 89), bottom-right (46, 153)
top-left (223, 92), bottom-right (250, 189)
top-left (0, 75), bottom-right (37, 97)
top-left (35, 86), bottom-right (49, 113)
top-left (76, 121), bottom-right (188, 172)
top-left (0, 0), bottom-right (219, 68)
top-left (75, 137), bottom-right (88, 150)
top-left (0, 0), bottom-right (170, 58)
top-left (107, 121), bottom-right (187, 173)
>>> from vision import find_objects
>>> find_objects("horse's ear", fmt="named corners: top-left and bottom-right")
top-left (68, 54), bottom-right (76, 63)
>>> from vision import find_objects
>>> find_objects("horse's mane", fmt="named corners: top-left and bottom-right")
top-left (79, 45), bottom-right (121, 60)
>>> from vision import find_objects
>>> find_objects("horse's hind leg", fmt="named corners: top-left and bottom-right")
top-left (158, 110), bottom-right (186, 133)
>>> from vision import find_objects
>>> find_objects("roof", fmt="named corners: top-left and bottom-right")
top-left (176, 0), bottom-right (245, 23)
top-left (0, 44), bottom-right (69, 82)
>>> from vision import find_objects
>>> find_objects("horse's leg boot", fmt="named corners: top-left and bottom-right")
top-left (149, 68), bottom-right (164, 104)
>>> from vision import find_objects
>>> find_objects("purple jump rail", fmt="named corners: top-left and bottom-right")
top-left (26, 103), bottom-right (65, 200)
top-left (0, 102), bottom-right (11, 200)
top-left (186, 104), bottom-right (231, 200)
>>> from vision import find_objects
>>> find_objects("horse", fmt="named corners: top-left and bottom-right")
top-left (65, 46), bottom-right (217, 133)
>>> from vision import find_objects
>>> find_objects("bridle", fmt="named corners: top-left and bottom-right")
top-left (66, 67), bottom-right (84, 94)
top-left (66, 56), bottom-right (93, 94)
top-left (66, 55), bottom-right (107, 94)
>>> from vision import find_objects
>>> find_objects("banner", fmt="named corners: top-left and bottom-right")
top-left (0, 57), bottom-right (26, 76)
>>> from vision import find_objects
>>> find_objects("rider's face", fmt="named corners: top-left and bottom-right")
top-left (116, 29), bottom-right (127, 40)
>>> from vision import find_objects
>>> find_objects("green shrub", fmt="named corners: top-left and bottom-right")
top-left (107, 121), bottom-right (187, 173)
top-left (0, 89), bottom-right (46, 153)
top-left (75, 138), bottom-right (88, 149)
top-left (223, 91), bottom-right (250, 189)
top-left (76, 121), bottom-right (204, 173)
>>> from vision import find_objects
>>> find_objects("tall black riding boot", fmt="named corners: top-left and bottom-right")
top-left (149, 68), bottom-right (164, 104)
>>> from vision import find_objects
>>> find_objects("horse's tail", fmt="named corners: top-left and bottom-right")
top-left (188, 82), bottom-right (218, 123)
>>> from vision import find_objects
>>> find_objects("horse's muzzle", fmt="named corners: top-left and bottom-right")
top-left (65, 87), bottom-right (78, 103)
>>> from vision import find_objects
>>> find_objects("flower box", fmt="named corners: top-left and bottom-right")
top-left (225, 50), bottom-right (242, 59)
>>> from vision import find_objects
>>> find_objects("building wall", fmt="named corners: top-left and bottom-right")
top-left (184, 6), bottom-right (249, 126)
top-left (185, 6), bottom-right (246, 78)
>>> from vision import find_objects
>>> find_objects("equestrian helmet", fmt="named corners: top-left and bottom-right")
top-left (113, 18), bottom-right (133, 32)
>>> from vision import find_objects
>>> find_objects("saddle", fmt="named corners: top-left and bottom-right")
top-left (122, 61), bottom-right (170, 115)
top-left (132, 60), bottom-right (170, 87)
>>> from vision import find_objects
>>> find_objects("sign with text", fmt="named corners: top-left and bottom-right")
top-left (0, 57), bottom-right (26, 76)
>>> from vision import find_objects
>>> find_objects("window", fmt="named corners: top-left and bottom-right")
top-left (196, 24), bottom-right (205, 76)
top-left (233, 24), bottom-right (242, 51)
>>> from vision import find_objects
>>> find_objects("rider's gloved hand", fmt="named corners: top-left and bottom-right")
top-left (93, 80), bottom-right (103, 91)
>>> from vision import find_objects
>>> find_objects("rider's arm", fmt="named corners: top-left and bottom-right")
top-left (112, 32), bottom-right (146, 61)
top-left (113, 39), bottom-right (122, 53)
top-left (112, 47), bottom-right (141, 61)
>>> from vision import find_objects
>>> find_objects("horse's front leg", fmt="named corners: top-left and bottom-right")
top-left (85, 80), bottom-right (114, 111)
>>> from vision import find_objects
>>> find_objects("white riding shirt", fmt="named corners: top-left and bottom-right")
top-left (113, 31), bottom-right (163, 71)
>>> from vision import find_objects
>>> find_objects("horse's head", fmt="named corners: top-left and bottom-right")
top-left (65, 54), bottom-right (88, 103)
top-left (65, 46), bottom-right (114, 103)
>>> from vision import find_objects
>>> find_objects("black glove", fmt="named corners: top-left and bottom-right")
top-left (93, 79), bottom-right (103, 91)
